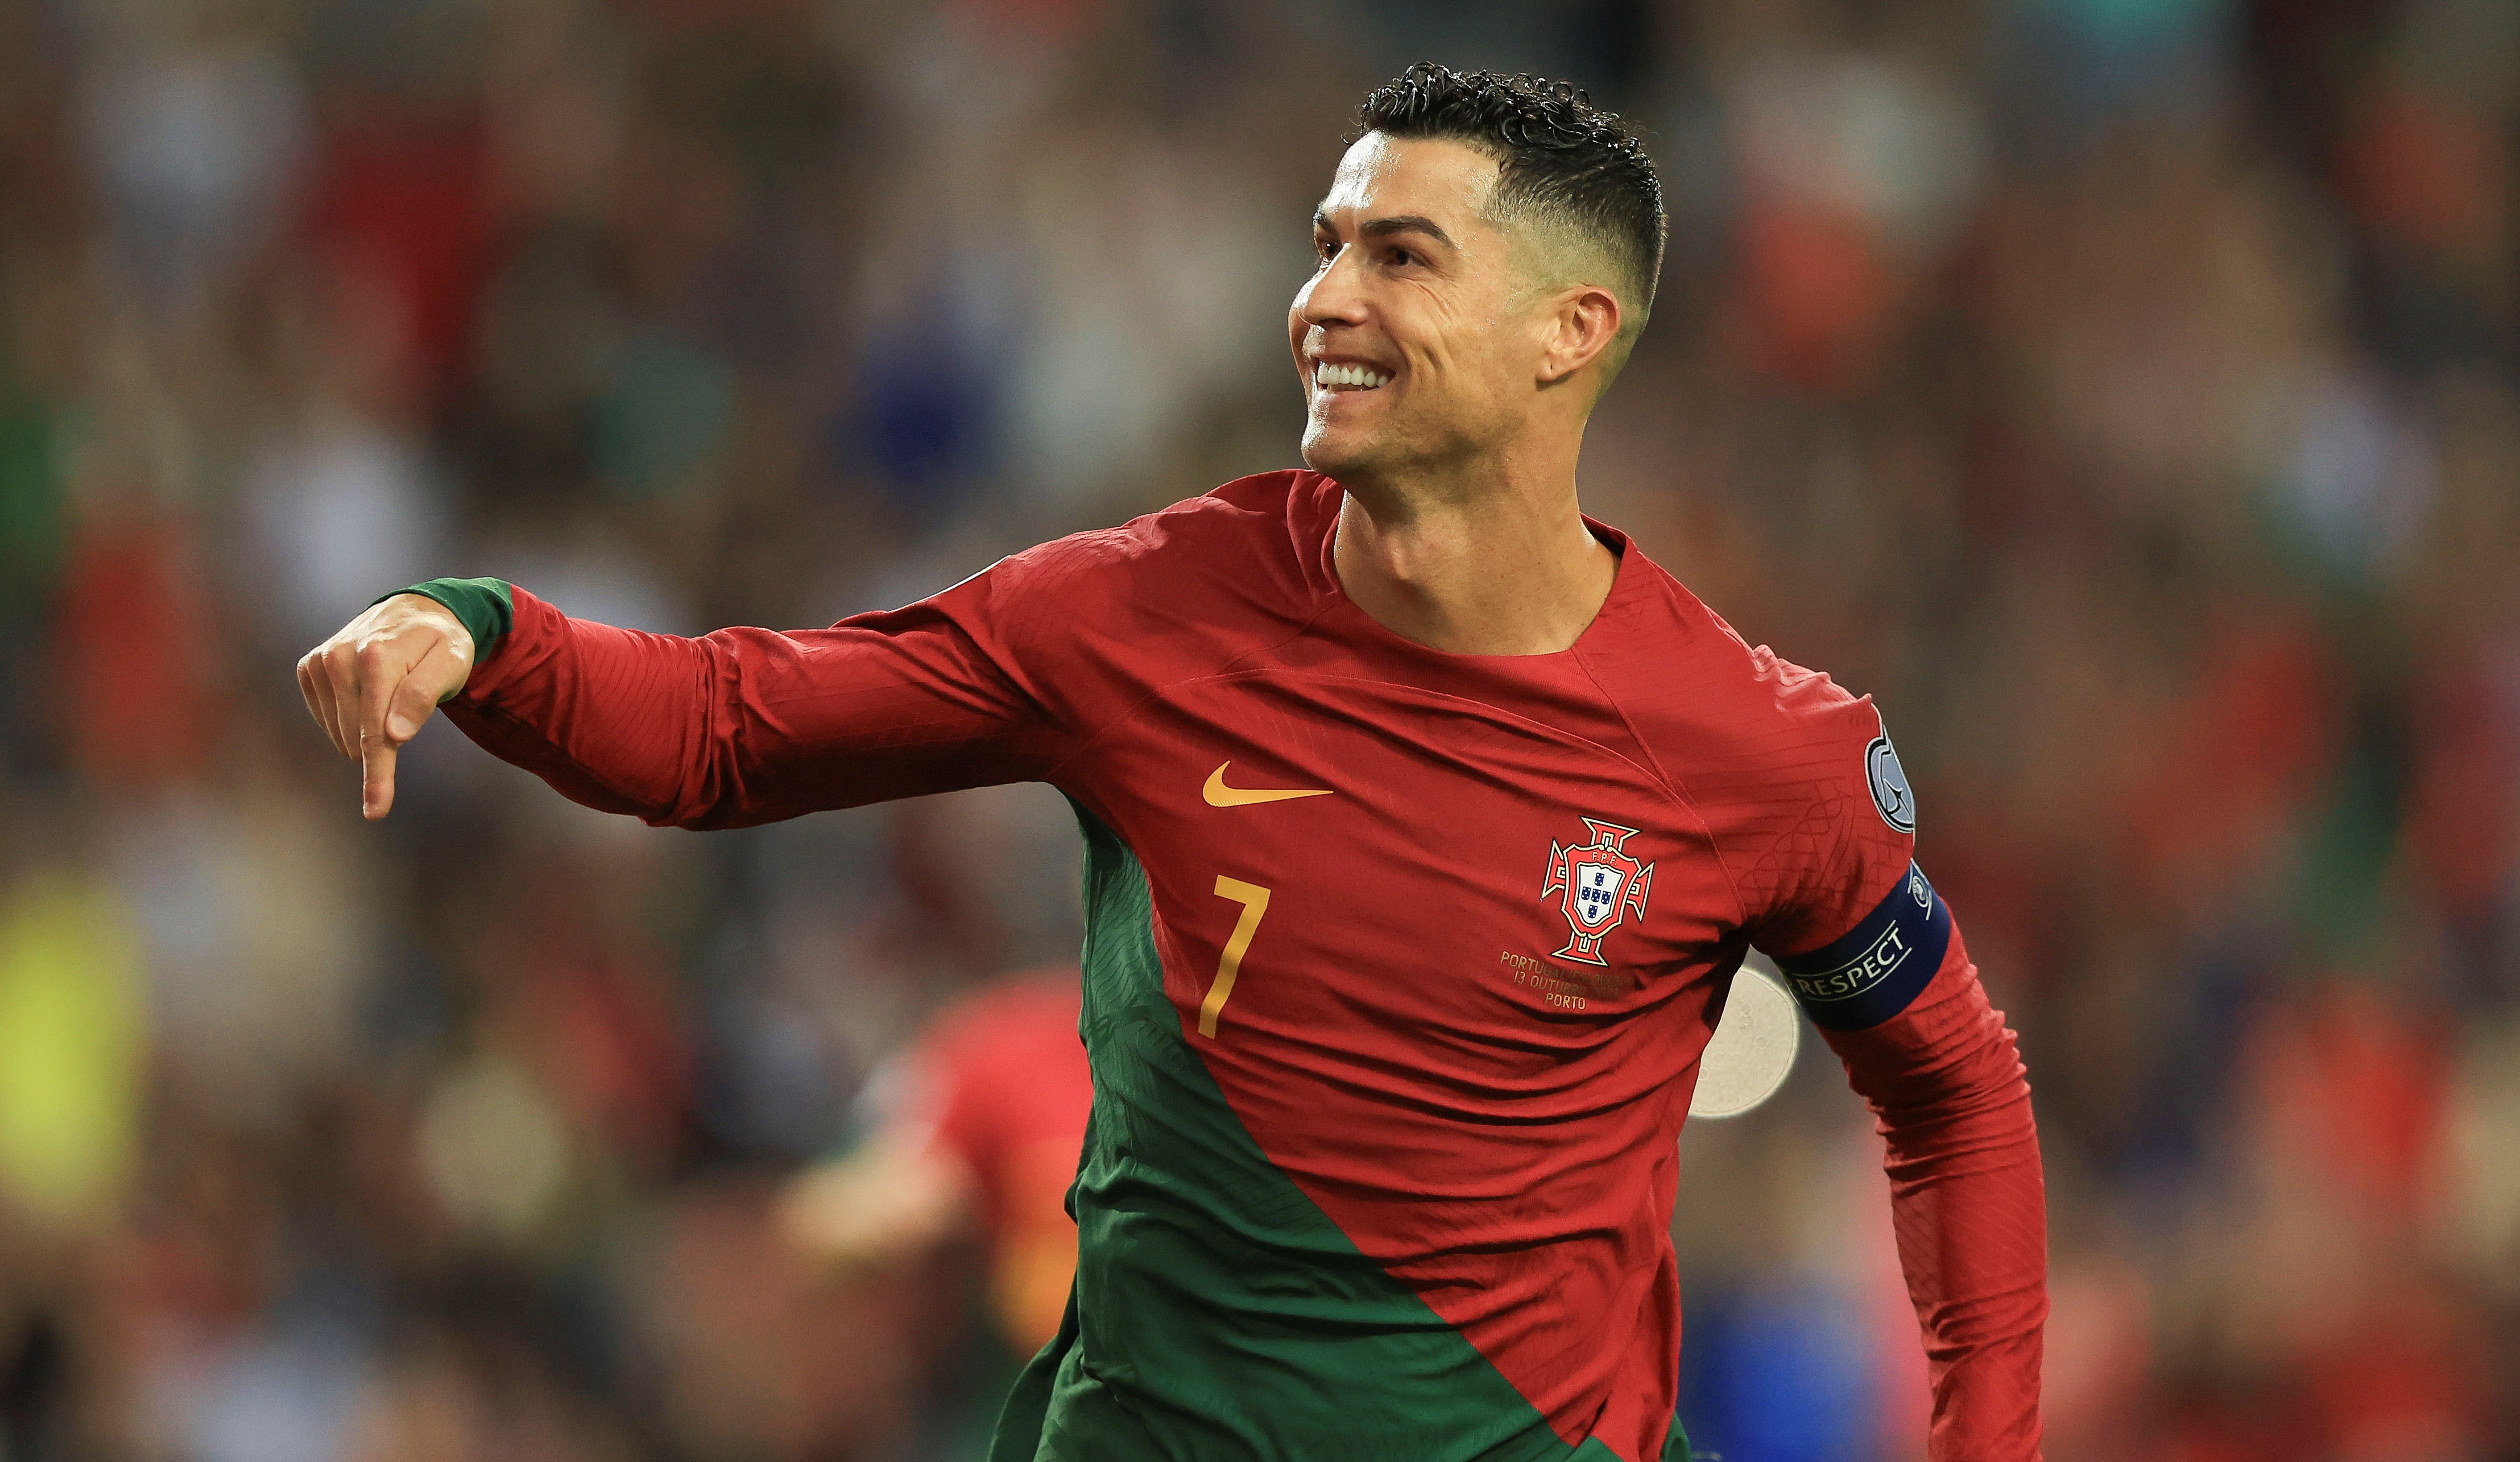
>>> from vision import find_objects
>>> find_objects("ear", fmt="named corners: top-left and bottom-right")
top-left (1536, 284), bottom-right (1623, 387)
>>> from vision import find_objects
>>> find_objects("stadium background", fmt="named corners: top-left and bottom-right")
top-left (0, 0), bottom-right (2514, 1457)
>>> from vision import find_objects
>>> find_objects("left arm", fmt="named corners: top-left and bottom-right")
top-left (1728, 663), bottom-right (2047, 1459)
top-left (1822, 924), bottom-right (2046, 1461)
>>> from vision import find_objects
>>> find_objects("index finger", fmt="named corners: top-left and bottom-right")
top-left (354, 642), bottom-right (399, 762)
top-left (361, 729), bottom-right (399, 820)
top-left (353, 641), bottom-right (405, 819)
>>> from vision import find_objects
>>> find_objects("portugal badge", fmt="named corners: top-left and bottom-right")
top-left (1541, 818), bottom-right (1654, 965)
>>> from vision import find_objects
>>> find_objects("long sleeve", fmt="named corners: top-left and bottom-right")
top-left (1692, 658), bottom-right (2047, 1457)
top-left (440, 579), bottom-right (1069, 829)
top-left (1823, 925), bottom-right (2047, 1461)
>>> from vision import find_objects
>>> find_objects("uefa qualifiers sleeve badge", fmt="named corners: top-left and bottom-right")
top-left (1865, 729), bottom-right (1915, 834)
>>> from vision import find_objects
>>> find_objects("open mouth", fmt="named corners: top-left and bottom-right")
top-left (1313, 361), bottom-right (1392, 393)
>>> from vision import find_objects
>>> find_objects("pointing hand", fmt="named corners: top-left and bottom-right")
top-left (296, 594), bottom-right (475, 820)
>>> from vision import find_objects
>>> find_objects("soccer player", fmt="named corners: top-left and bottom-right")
top-left (300, 66), bottom-right (2045, 1462)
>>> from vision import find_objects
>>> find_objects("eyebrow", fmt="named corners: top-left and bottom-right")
top-left (1312, 209), bottom-right (1458, 251)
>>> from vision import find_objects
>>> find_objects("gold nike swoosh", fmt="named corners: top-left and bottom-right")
top-left (1203, 762), bottom-right (1335, 807)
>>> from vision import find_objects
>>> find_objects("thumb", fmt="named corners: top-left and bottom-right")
top-left (383, 642), bottom-right (464, 741)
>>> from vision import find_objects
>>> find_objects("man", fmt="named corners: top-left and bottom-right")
top-left (300, 66), bottom-right (2045, 1462)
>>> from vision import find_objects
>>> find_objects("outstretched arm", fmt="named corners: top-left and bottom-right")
top-left (297, 574), bottom-right (1064, 825)
top-left (1824, 927), bottom-right (2047, 1461)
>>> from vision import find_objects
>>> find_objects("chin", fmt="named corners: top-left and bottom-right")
top-left (1299, 420), bottom-right (1384, 483)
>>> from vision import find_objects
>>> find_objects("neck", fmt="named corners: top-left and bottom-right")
top-left (1330, 435), bottom-right (1617, 656)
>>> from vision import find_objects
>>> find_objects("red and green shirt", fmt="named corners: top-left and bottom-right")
top-left (417, 470), bottom-right (2046, 1462)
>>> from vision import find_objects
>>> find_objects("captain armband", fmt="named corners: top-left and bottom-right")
top-left (1772, 861), bottom-right (1952, 1032)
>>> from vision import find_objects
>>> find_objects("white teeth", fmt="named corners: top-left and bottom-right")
top-left (1315, 362), bottom-right (1389, 391)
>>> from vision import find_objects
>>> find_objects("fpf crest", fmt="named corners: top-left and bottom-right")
top-left (1541, 818), bottom-right (1654, 965)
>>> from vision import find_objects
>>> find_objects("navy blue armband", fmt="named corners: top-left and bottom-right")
top-left (1771, 861), bottom-right (1951, 1031)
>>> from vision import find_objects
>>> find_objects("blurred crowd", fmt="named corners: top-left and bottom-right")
top-left (0, 0), bottom-right (2513, 1458)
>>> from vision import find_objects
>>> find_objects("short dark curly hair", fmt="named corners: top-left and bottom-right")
top-left (1354, 64), bottom-right (1666, 348)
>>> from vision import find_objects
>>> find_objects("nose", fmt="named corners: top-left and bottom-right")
top-left (1294, 244), bottom-right (1369, 330)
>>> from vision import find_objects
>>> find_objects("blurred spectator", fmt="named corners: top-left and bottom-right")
top-left (783, 967), bottom-right (1090, 1357)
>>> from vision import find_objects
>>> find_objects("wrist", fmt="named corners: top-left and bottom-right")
top-left (379, 577), bottom-right (514, 667)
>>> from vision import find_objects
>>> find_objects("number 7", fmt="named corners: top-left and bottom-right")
top-left (1200, 877), bottom-right (1273, 1038)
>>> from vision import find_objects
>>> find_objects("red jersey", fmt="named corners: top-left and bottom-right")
top-left (425, 470), bottom-right (2046, 1461)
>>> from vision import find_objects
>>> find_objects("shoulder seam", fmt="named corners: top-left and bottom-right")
top-left (1570, 650), bottom-right (1753, 932)
top-left (1038, 499), bottom-right (1334, 790)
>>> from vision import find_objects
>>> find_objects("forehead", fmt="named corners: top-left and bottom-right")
top-left (1315, 132), bottom-right (1503, 227)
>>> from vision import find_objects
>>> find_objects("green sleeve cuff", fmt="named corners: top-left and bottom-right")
top-left (376, 577), bottom-right (516, 670)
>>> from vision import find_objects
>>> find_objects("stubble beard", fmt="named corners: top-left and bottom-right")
top-left (1300, 400), bottom-right (1364, 471)
top-left (1302, 400), bottom-right (1505, 509)
top-left (1300, 416), bottom-right (1416, 501)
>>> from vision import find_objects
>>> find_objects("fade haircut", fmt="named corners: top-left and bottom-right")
top-left (1354, 64), bottom-right (1667, 373)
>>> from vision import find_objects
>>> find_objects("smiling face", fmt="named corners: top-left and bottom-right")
top-left (1290, 133), bottom-right (1625, 496)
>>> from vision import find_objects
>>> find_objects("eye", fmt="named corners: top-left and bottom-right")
top-left (1387, 246), bottom-right (1418, 269)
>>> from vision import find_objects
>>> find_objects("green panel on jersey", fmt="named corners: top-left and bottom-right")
top-left (988, 806), bottom-right (1645, 1462)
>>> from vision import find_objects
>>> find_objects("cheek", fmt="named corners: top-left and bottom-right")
top-left (1408, 324), bottom-right (1492, 394)
top-left (1455, 305), bottom-right (1534, 388)
top-left (1379, 295), bottom-right (1437, 370)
